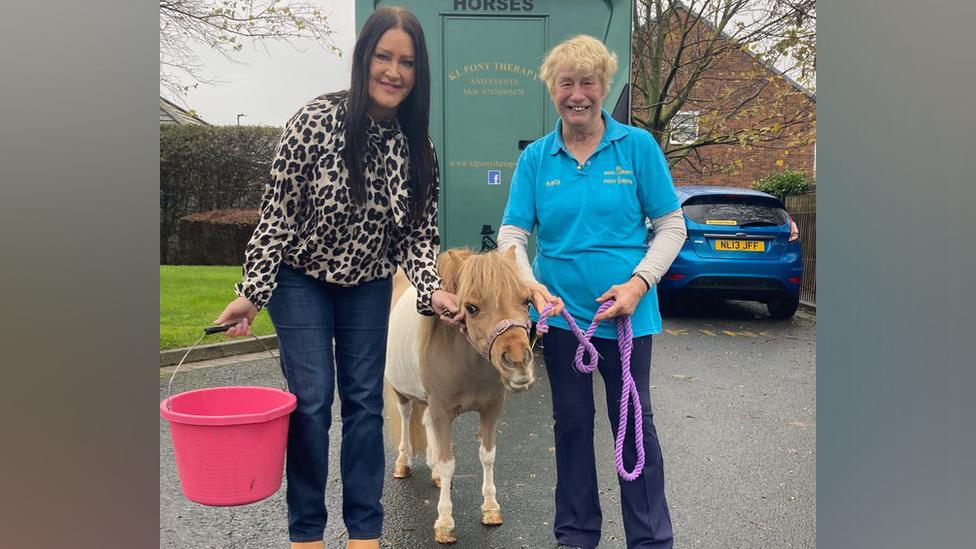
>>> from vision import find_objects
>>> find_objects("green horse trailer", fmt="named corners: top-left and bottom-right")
top-left (357, 0), bottom-right (633, 251)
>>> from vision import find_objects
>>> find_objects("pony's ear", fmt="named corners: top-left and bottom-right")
top-left (501, 245), bottom-right (517, 266)
top-left (437, 248), bottom-right (474, 293)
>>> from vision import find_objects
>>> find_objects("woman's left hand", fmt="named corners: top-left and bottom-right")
top-left (594, 276), bottom-right (648, 321)
top-left (431, 289), bottom-right (464, 327)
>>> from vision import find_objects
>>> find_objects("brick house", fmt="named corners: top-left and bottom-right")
top-left (160, 96), bottom-right (210, 126)
top-left (632, 4), bottom-right (816, 188)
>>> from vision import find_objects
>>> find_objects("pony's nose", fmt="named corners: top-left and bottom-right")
top-left (501, 347), bottom-right (533, 369)
top-left (499, 335), bottom-right (531, 362)
top-left (500, 344), bottom-right (536, 391)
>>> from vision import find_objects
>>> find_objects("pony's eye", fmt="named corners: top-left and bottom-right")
top-left (465, 304), bottom-right (480, 316)
top-left (523, 299), bottom-right (532, 309)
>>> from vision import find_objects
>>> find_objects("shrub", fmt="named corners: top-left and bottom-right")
top-left (160, 125), bottom-right (281, 263)
top-left (176, 208), bottom-right (260, 266)
top-left (751, 169), bottom-right (812, 200)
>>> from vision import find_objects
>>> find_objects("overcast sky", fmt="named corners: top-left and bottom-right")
top-left (178, 0), bottom-right (356, 127)
top-left (173, 0), bottom-right (810, 126)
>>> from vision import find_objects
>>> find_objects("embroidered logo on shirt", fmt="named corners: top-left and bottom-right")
top-left (545, 179), bottom-right (561, 187)
top-left (602, 166), bottom-right (634, 184)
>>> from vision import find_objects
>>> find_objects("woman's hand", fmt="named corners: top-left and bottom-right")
top-left (213, 296), bottom-right (259, 337)
top-left (431, 289), bottom-right (464, 327)
top-left (527, 282), bottom-right (564, 317)
top-left (594, 276), bottom-right (648, 321)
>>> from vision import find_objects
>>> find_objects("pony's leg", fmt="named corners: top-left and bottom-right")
top-left (478, 398), bottom-right (504, 526)
top-left (423, 407), bottom-right (440, 487)
top-left (393, 395), bottom-right (413, 479)
top-left (429, 405), bottom-right (457, 544)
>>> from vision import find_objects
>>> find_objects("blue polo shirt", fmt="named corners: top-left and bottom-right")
top-left (501, 110), bottom-right (679, 339)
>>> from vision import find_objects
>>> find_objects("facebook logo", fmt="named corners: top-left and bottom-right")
top-left (487, 170), bottom-right (501, 185)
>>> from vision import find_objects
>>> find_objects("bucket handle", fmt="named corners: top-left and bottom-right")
top-left (165, 324), bottom-right (287, 410)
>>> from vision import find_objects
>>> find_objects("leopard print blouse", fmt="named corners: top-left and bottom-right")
top-left (235, 92), bottom-right (442, 314)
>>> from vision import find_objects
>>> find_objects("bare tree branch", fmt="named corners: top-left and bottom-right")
top-left (632, 0), bottom-right (816, 175)
top-left (160, 0), bottom-right (340, 100)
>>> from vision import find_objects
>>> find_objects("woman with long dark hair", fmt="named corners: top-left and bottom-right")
top-left (214, 7), bottom-right (459, 549)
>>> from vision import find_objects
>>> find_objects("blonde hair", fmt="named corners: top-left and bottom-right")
top-left (540, 34), bottom-right (618, 96)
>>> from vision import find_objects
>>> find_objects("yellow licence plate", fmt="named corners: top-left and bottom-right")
top-left (714, 239), bottom-right (765, 252)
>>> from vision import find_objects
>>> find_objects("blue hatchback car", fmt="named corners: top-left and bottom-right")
top-left (656, 186), bottom-right (803, 318)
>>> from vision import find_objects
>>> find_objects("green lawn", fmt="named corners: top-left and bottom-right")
top-left (160, 265), bottom-right (275, 350)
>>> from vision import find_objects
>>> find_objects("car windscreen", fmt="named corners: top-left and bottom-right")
top-left (681, 195), bottom-right (788, 227)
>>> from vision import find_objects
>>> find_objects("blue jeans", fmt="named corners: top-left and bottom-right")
top-left (266, 264), bottom-right (392, 542)
top-left (542, 327), bottom-right (673, 549)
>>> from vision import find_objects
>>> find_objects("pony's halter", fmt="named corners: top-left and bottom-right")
top-left (462, 317), bottom-right (531, 362)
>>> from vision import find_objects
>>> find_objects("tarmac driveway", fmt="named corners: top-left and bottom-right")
top-left (161, 300), bottom-right (815, 548)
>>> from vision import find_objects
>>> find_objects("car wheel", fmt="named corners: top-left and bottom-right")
top-left (767, 296), bottom-right (800, 319)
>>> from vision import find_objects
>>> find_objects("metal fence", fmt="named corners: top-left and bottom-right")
top-left (785, 193), bottom-right (816, 304)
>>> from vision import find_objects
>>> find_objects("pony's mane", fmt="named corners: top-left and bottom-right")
top-left (456, 252), bottom-right (524, 308)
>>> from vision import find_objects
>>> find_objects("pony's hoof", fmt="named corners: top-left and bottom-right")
top-left (393, 464), bottom-right (411, 478)
top-left (434, 526), bottom-right (457, 544)
top-left (481, 509), bottom-right (503, 526)
top-left (432, 476), bottom-right (441, 488)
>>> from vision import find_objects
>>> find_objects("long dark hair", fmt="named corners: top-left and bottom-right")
top-left (343, 6), bottom-right (435, 223)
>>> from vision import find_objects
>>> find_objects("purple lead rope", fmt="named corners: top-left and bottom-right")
top-left (536, 300), bottom-right (646, 481)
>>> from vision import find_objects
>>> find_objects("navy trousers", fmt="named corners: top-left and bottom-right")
top-left (542, 327), bottom-right (673, 549)
top-left (266, 264), bottom-right (392, 542)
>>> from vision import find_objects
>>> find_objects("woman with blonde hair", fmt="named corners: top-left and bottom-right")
top-left (497, 34), bottom-right (685, 549)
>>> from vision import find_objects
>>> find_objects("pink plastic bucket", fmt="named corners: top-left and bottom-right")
top-left (161, 385), bottom-right (297, 506)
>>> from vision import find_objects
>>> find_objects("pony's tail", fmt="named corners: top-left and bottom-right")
top-left (383, 378), bottom-right (402, 450)
top-left (409, 399), bottom-right (427, 457)
top-left (383, 379), bottom-right (428, 457)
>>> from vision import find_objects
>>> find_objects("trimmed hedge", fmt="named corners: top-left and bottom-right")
top-left (160, 125), bottom-right (281, 263)
top-left (176, 208), bottom-right (259, 266)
